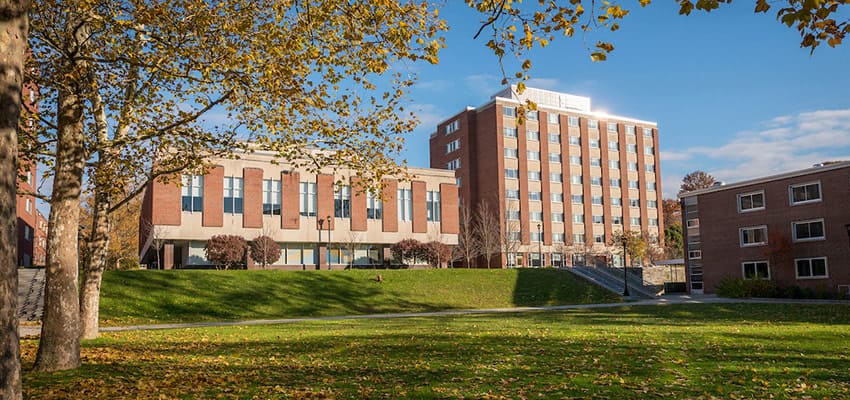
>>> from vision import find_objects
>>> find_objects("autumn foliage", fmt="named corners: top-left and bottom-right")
top-left (249, 236), bottom-right (281, 269)
top-left (205, 235), bottom-right (248, 270)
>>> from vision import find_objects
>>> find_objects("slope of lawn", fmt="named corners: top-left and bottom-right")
top-left (22, 303), bottom-right (850, 399)
top-left (99, 268), bottom-right (620, 326)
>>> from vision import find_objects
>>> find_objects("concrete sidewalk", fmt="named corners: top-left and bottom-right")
top-left (19, 294), bottom-right (849, 338)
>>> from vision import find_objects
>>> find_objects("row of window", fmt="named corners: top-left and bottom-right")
top-left (181, 175), bottom-right (442, 222)
top-left (505, 170), bottom-right (657, 190)
top-left (506, 207), bottom-right (655, 227)
top-left (507, 230), bottom-right (630, 245)
top-left (737, 181), bottom-right (822, 213)
top-left (503, 129), bottom-right (656, 154)
top-left (504, 148), bottom-right (656, 169)
top-left (502, 106), bottom-right (655, 137)
top-left (742, 257), bottom-right (829, 280)
top-left (739, 219), bottom-right (826, 247)
top-left (505, 189), bottom-right (657, 209)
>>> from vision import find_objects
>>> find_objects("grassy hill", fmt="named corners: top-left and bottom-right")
top-left (99, 268), bottom-right (620, 326)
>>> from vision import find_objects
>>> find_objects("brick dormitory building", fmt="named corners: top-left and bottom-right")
top-left (679, 162), bottom-right (850, 295)
top-left (430, 86), bottom-right (664, 268)
top-left (138, 150), bottom-right (459, 269)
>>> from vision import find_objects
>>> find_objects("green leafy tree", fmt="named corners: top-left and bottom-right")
top-left (611, 230), bottom-right (648, 266)
top-left (664, 224), bottom-right (684, 258)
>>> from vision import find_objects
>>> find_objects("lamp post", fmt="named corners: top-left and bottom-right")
top-left (537, 223), bottom-right (543, 268)
top-left (845, 224), bottom-right (850, 248)
top-left (326, 215), bottom-right (332, 270)
top-left (317, 218), bottom-right (324, 270)
top-left (621, 235), bottom-right (630, 297)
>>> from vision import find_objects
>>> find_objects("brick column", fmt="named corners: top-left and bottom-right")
top-left (203, 165), bottom-right (224, 227)
top-left (539, 113), bottom-right (552, 246)
top-left (599, 123), bottom-right (613, 244)
top-left (517, 122), bottom-right (530, 245)
top-left (152, 178), bottom-right (181, 226)
top-left (281, 171), bottom-right (300, 229)
top-left (439, 183), bottom-right (459, 234)
top-left (580, 118), bottom-right (593, 246)
top-left (317, 174), bottom-right (335, 230)
top-left (652, 127), bottom-right (664, 244)
top-left (618, 123), bottom-right (631, 233)
top-left (382, 179), bottom-right (398, 232)
top-left (242, 168), bottom-right (263, 228)
top-left (412, 181), bottom-right (427, 233)
top-left (560, 115), bottom-right (574, 244)
top-left (636, 128), bottom-right (649, 234)
top-left (350, 177), bottom-right (368, 232)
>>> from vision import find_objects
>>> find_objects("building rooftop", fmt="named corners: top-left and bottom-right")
top-left (678, 161), bottom-right (850, 199)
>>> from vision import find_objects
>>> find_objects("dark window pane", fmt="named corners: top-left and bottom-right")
top-left (224, 197), bottom-right (233, 213)
top-left (193, 197), bottom-right (203, 212)
top-left (811, 259), bottom-right (826, 276)
top-left (234, 198), bottom-right (243, 214)
top-left (795, 223), bottom-right (809, 239)
top-left (810, 221), bottom-right (824, 238)
top-left (796, 261), bottom-right (809, 277)
top-left (182, 196), bottom-right (192, 211)
top-left (752, 194), bottom-right (763, 208)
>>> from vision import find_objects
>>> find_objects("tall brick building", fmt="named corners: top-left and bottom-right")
top-left (430, 87), bottom-right (663, 268)
top-left (138, 150), bottom-right (459, 269)
top-left (680, 162), bottom-right (850, 295)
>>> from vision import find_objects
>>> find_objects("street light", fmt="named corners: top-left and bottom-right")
top-left (621, 235), bottom-right (630, 297)
top-left (537, 223), bottom-right (543, 268)
top-left (845, 224), bottom-right (850, 248)
top-left (326, 215), bottom-right (332, 270)
top-left (317, 218), bottom-right (324, 270)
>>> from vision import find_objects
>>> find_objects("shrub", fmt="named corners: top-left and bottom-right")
top-left (390, 239), bottom-right (425, 265)
top-left (249, 235), bottom-right (281, 268)
top-left (716, 277), bottom-right (777, 298)
top-left (423, 241), bottom-right (453, 268)
top-left (205, 235), bottom-right (248, 270)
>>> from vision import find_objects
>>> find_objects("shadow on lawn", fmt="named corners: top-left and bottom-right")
top-left (512, 268), bottom-right (621, 307)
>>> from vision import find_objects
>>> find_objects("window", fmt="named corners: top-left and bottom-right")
top-left (529, 211), bottom-right (543, 221)
top-left (527, 150), bottom-right (541, 161)
top-left (508, 232), bottom-right (521, 241)
top-left (626, 144), bottom-right (637, 153)
top-left (503, 106), bottom-right (516, 118)
top-left (527, 130), bottom-right (540, 141)
top-left (223, 177), bottom-right (244, 214)
top-left (612, 216), bottom-right (623, 225)
top-left (790, 181), bottom-right (821, 205)
top-left (549, 173), bottom-right (563, 183)
top-left (688, 250), bottom-right (702, 259)
top-left (590, 139), bottom-right (600, 149)
top-left (742, 261), bottom-right (770, 279)
top-left (610, 178), bottom-right (621, 187)
top-left (649, 218), bottom-right (659, 227)
top-left (569, 136), bottom-right (581, 146)
top-left (568, 116), bottom-right (579, 127)
top-left (531, 232), bottom-right (542, 242)
top-left (503, 127), bottom-right (518, 138)
top-left (573, 233), bottom-right (586, 243)
top-left (334, 185), bottom-right (351, 218)
top-left (23, 225), bottom-right (32, 241)
top-left (590, 177), bottom-right (602, 186)
top-left (446, 139), bottom-right (460, 153)
top-left (551, 193), bottom-right (564, 202)
top-left (548, 133), bottom-right (561, 143)
top-left (367, 192), bottom-right (382, 220)
top-left (25, 198), bottom-right (32, 214)
top-left (608, 141), bottom-right (619, 151)
top-left (608, 124), bottom-right (618, 133)
top-left (444, 119), bottom-right (460, 135)
top-left (426, 191), bottom-right (441, 222)
top-left (506, 189), bottom-right (520, 199)
top-left (572, 213), bottom-right (585, 223)
top-left (626, 125), bottom-right (636, 135)
top-left (647, 200), bottom-right (657, 208)
top-left (628, 162), bottom-right (638, 171)
top-left (398, 188), bottom-right (412, 221)
top-left (609, 160), bottom-right (620, 169)
top-left (644, 146), bottom-right (654, 155)
top-left (643, 127), bottom-right (653, 137)
top-left (628, 180), bottom-right (639, 189)
top-left (629, 199), bottom-right (640, 207)
top-left (571, 195), bottom-right (584, 204)
top-left (740, 226), bottom-right (768, 247)
top-left (529, 191), bottom-right (542, 201)
top-left (792, 219), bottom-right (825, 241)
top-left (506, 210), bottom-right (520, 220)
top-left (527, 110), bottom-right (538, 120)
top-left (181, 175), bottom-right (203, 212)
top-left (594, 234), bottom-right (605, 243)
top-left (548, 153), bottom-right (562, 163)
top-left (552, 233), bottom-right (565, 243)
top-left (592, 215), bottom-right (604, 224)
top-left (446, 158), bottom-right (461, 170)
top-left (591, 196), bottom-right (603, 205)
top-left (795, 257), bottom-right (828, 279)
top-left (551, 212), bottom-right (565, 222)
top-left (570, 175), bottom-right (583, 184)
top-left (504, 148), bottom-right (518, 158)
top-left (645, 163), bottom-right (655, 172)
top-left (548, 113), bottom-right (560, 124)
top-left (610, 197), bottom-right (622, 206)
top-left (738, 191), bottom-right (765, 212)
top-left (687, 218), bottom-right (699, 228)
top-left (630, 217), bottom-right (641, 225)
top-left (261, 179), bottom-right (282, 216)
top-left (505, 168), bottom-right (519, 179)
top-left (569, 155), bottom-right (582, 165)
top-left (528, 171), bottom-right (541, 181)
top-left (647, 182), bottom-right (657, 191)
top-left (590, 158), bottom-right (602, 167)
top-left (299, 182), bottom-right (317, 217)
top-left (588, 119), bottom-right (598, 129)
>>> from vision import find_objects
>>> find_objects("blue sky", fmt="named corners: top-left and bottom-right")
top-left (399, 2), bottom-right (850, 199)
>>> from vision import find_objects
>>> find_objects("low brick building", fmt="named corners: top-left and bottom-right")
top-left (680, 162), bottom-right (850, 295)
top-left (138, 151), bottom-right (459, 269)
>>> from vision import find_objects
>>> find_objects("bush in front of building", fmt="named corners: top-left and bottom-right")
top-left (390, 239), bottom-right (427, 266)
top-left (205, 235), bottom-right (248, 270)
top-left (716, 276), bottom-right (841, 299)
top-left (423, 241), bottom-right (453, 268)
top-left (249, 235), bottom-right (281, 269)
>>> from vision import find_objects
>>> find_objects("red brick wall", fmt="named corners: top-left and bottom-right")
top-left (559, 114), bottom-right (574, 244)
top-left (382, 179), bottom-right (398, 232)
top-left (600, 122), bottom-right (613, 243)
top-left (517, 117), bottom-right (530, 245)
top-left (242, 168), bottom-right (263, 228)
top-left (579, 117), bottom-right (592, 245)
top-left (281, 171), bottom-right (300, 229)
top-left (636, 127), bottom-right (649, 234)
top-left (317, 174), bottom-right (335, 229)
top-left (152, 177), bottom-right (181, 226)
top-left (203, 166), bottom-right (224, 227)
top-left (440, 183), bottom-right (459, 234)
top-left (652, 127), bottom-right (664, 244)
top-left (618, 123), bottom-right (631, 232)
top-left (539, 113), bottom-right (552, 246)
top-left (350, 177), bottom-right (368, 232)
top-left (412, 181), bottom-right (427, 233)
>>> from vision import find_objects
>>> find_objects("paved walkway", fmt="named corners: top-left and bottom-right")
top-left (18, 294), bottom-right (849, 337)
top-left (17, 268), bottom-right (45, 322)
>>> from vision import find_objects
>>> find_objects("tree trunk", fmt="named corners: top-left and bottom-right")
top-left (34, 87), bottom-right (85, 372)
top-left (0, 1), bottom-right (29, 397)
top-left (80, 186), bottom-right (109, 339)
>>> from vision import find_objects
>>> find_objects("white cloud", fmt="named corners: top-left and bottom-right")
top-left (661, 108), bottom-right (850, 198)
top-left (416, 79), bottom-right (452, 91)
top-left (464, 74), bottom-right (502, 97)
top-left (525, 78), bottom-right (561, 90)
top-left (409, 103), bottom-right (445, 131)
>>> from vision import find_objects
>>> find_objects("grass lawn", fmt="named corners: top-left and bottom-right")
top-left (22, 303), bottom-right (850, 399)
top-left (99, 269), bottom-right (620, 326)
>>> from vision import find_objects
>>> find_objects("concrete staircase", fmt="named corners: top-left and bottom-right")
top-left (566, 266), bottom-right (659, 299)
top-left (17, 268), bottom-right (45, 322)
